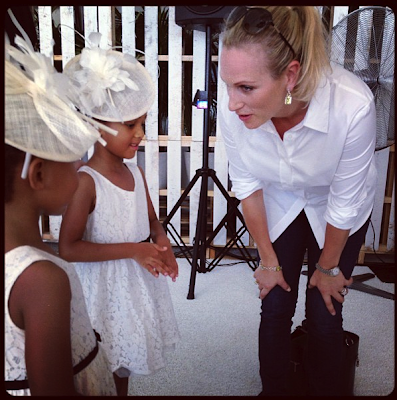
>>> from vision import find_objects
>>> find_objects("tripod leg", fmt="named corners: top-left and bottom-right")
top-left (163, 171), bottom-right (202, 227)
top-left (187, 238), bottom-right (199, 299)
top-left (166, 222), bottom-right (194, 264)
top-left (211, 171), bottom-right (247, 226)
top-left (162, 170), bottom-right (204, 276)
top-left (187, 172), bottom-right (210, 299)
top-left (207, 171), bottom-right (255, 268)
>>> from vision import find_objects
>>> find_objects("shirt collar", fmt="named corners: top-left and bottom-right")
top-left (302, 73), bottom-right (330, 133)
top-left (258, 74), bottom-right (331, 135)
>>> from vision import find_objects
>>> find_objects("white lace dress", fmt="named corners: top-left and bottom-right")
top-left (75, 163), bottom-right (180, 377)
top-left (5, 246), bottom-right (117, 396)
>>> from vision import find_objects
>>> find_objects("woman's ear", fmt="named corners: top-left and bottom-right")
top-left (27, 157), bottom-right (46, 190)
top-left (286, 60), bottom-right (301, 90)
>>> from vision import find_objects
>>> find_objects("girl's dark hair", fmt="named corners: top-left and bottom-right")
top-left (5, 144), bottom-right (25, 203)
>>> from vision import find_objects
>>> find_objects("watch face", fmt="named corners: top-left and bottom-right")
top-left (331, 267), bottom-right (340, 276)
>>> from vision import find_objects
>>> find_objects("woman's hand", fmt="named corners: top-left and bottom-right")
top-left (308, 269), bottom-right (353, 315)
top-left (253, 267), bottom-right (291, 299)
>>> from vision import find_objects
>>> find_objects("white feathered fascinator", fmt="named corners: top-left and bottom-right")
top-left (5, 15), bottom-right (117, 179)
top-left (64, 32), bottom-right (155, 122)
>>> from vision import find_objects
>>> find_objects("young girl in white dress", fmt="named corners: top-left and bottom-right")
top-left (59, 33), bottom-right (180, 396)
top-left (4, 27), bottom-right (116, 396)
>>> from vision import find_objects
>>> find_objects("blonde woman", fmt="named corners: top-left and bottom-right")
top-left (219, 6), bottom-right (377, 396)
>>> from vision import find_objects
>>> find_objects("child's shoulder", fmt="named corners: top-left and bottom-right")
top-left (6, 246), bottom-right (71, 280)
top-left (14, 257), bottom-right (71, 294)
top-left (6, 246), bottom-right (72, 324)
top-left (7, 253), bottom-right (71, 332)
top-left (6, 245), bottom-right (56, 265)
top-left (78, 164), bottom-right (107, 186)
top-left (78, 164), bottom-right (96, 177)
top-left (74, 166), bottom-right (97, 194)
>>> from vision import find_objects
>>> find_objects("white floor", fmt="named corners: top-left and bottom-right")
top-left (128, 259), bottom-right (395, 396)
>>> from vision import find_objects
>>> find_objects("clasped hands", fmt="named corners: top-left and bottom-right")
top-left (133, 242), bottom-right (178, 281)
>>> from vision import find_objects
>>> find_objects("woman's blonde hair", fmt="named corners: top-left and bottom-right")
top-left (221, 6), bottom-right (331, 102)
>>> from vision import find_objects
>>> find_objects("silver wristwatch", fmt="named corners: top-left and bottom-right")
top-left (315, 263), bottom-right (340, 277)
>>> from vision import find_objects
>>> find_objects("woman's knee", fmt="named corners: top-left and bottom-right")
top-left (305, 287), bottom-right (343, 334)
top-left (260, 286), bottom-right (298, 325)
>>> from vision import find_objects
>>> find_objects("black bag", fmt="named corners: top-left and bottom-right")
top-left (287, 320), bottom-right (359, 396)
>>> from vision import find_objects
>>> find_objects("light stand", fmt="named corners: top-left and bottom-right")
top-left (162, 24), bottom-right (256, 299)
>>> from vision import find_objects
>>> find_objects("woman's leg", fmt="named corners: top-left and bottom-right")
top-left (258, 211), bottom-right (310, 395)
top-left (305, 219), bottom-right (370, 396)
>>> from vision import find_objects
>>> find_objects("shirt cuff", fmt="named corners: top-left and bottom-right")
top-left (324, 206), bottom-right (359, 230)
top-left (231, 179), bottom-right (263, 201)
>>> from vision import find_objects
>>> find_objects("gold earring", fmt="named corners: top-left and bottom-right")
top-left (285, 89), bottom-right (292, 105)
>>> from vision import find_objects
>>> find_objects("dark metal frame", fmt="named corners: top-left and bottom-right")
top-left (162, 24), bottom-right (256, 300)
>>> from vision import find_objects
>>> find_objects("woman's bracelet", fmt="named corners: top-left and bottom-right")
top-left (259, 260), bottom-right (282, 272)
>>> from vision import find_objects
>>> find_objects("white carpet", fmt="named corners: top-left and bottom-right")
top-left (128, 259), bottom-right (395, 396)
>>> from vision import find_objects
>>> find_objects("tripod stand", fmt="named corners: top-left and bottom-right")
top-left (162, 24), bottom-right (256, 299)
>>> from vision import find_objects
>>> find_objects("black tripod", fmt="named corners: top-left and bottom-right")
top-left (162, 25), bottom-right (256, 299)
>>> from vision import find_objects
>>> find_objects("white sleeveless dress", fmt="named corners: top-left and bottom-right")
top-left (5, 246), bottom-right (116, 396)
top-left (75, 163), bottom-right (180, 377)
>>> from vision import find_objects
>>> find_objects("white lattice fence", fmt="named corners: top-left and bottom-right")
top-left (41, 5), bottom-right (232, 247)
top-left (38, 6), bottom-right (393, 255)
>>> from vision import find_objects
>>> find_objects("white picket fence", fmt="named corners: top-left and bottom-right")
top-left (40, 6), bottom-right (394, 254)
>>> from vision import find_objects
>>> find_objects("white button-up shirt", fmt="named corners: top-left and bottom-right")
top-left (219, 64), bottom-right (377, 248)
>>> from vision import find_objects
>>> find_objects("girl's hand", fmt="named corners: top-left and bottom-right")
top-left (160, 248), bottom-right (179, 282)
top-left (253, 267), bottom-right (291, 300)
top-left (308, 270), bottom-right (353, 315)
top-left (132, 242), bottom-right (170, 278)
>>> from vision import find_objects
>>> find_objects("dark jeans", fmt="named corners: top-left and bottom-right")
top-left (258, 210), bottom-right (369, 396)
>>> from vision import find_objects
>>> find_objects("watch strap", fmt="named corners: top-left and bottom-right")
top-left (315, 263), bottom-right (339, 276)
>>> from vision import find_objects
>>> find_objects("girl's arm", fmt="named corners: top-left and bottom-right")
top-left (9, 261), bottom-right (79, 395)
top-left (59, 172), bottom-right (172, 277)
top-left (139, 167), bottom-right (178, 281)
